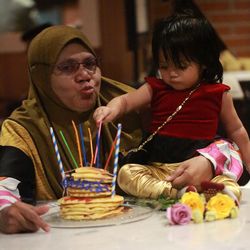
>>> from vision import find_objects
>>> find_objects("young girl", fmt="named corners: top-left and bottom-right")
top-left (94, 15), bottom-right (250, 201)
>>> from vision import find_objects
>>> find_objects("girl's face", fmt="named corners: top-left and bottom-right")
top-left (158, 52), bottom-right (202, 90)
top-left (51, 43), bottom-right (101, 112)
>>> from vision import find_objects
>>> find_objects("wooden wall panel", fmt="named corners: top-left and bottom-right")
top-left (0, 52), bottom-right (29, 101)
top-left (98, 0), bottom-right (134, 84)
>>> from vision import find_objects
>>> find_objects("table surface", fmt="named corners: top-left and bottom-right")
top-left (1, 187), bottom-right (250, 250)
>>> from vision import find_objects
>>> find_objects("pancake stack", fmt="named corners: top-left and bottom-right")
top-left (58, 167), bottom-right (124, 220)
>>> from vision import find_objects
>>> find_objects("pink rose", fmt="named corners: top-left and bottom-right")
top-left (166, 203), bottom-right (192, 225)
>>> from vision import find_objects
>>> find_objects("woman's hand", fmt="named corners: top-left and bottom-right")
top-left (0, 201), bottom-right (50, 234)
top-left (166, 156), bottom-right (213, 191)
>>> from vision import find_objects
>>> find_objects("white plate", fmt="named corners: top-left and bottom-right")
top-left (42, 203), bottom-right (154, 228)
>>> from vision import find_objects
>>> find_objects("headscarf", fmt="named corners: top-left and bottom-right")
top-left (9, 25), bottom-right (142, 198)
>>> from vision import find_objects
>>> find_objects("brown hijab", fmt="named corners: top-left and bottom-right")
top-left (9, 25), bottom-right (142, 198)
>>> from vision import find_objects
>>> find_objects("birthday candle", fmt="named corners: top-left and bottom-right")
top-left (79, 124), bottom-right (87, 166)
top-left (49, 127), bottom-right (65, 182)
top-left (88, 128), bottom-right (94, 166)
top-left (72, 120), bottom-right (83, 167)
top-left (111, 123), bottom-right (122, 198)
top-left (104, 135), bottom-right (117, 170)
top-left (94, 122), bottom-right (102, 167)
top-left (60, 130), bottom-right (78, 169)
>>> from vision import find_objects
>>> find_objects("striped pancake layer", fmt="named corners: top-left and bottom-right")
top-left (58, 195), bottom-right (124, 220)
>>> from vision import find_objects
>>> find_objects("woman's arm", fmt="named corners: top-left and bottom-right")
top-left (0, 148), bottom-right (50, 234)
top-left (220, 91), bottom-right (250, 171)
top-left (94, 83), bottom-right (152, 124)
top-left (0, 201), bottom-right (50, 234)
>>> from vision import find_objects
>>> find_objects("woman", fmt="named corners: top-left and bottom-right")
top-left (0, 25), bottom-right (234, 234)
top-left (0, 25), bottom-right (143, 233)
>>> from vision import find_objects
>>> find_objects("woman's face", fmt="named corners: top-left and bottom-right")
top-left (51, 43), bottom-right (101, 112)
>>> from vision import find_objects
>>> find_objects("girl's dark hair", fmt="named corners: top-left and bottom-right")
top-left (152, 15), bottom-right (223, 83)
top-left (170, 0), bottom-right (227, 53)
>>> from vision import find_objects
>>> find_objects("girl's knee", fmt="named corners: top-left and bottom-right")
top-left (117, 164), bottom-right (148, 193)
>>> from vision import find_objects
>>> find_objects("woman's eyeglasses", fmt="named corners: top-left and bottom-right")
top-left (54, 57), bottom-right (98, 75)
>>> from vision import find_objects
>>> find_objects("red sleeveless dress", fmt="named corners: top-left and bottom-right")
top-left (141, 77), bottom-right (230, 163)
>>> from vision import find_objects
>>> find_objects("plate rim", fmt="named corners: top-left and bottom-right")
top-left (42, 203), bottom-right (154, 228)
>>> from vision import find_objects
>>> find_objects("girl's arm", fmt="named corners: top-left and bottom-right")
top-left (94, 83), bottom-right (152, 124)
top-left (220, 91), bottom-right (250, 171)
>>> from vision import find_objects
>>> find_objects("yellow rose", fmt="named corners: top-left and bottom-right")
top-left (206, 193), bottom-right (236, 220)
top-left (180, 192), bottom-right (205, 218)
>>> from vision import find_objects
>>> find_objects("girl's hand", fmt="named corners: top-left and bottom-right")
top-left (166, 156), bottom-right (213, 191)
top-left (93, 106), bottom-right (116, 125)
top-left (0, 201), bottom-right (50, 234)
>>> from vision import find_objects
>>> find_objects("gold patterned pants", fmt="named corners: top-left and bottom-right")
top-left (117, 162), bottom-right (241, 201)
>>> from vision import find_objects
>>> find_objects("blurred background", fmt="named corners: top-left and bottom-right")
top-left (0, 0), bottom-right (250, 130)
